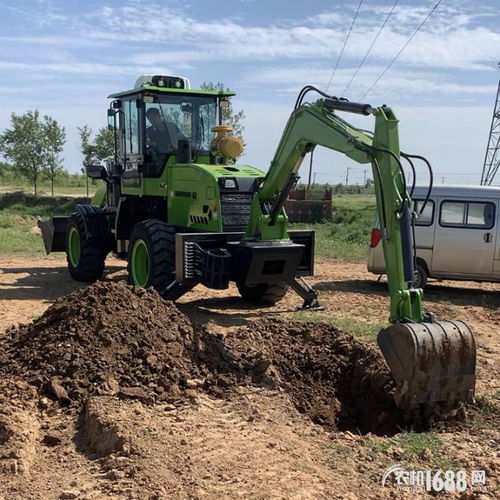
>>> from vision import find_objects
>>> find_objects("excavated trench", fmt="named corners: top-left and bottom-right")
top-left (0, 282), bottom-right (402, 436)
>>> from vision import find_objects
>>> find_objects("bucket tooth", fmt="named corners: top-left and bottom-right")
top-left (377, 320), bottom-right (476, 411)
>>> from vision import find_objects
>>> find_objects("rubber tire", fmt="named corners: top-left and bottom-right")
top-left (127, 219), bottom-right (191, 300)
top-left (414, 262), bottom-right (428, 289)
top-left (66, 212), bottom-right (108, 282)
top-left (237, 282), bottom-right (289, 306)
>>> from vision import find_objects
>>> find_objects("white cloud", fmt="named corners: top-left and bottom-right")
top-left (75, 2), bottom-right (499, 71)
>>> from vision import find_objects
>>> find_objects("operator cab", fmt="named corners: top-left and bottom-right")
top-left (107, 74), bottom-right (236, 183)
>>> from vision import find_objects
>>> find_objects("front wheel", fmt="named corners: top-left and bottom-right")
top-left (66, 212), bottom-right (108, 282)
top-left (127, 220), bottom-right (191, 300)
top-left (236, 282), bottom-right (288, 306)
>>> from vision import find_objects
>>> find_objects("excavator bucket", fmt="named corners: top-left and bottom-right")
top-left (377, 320), bottom-right (476, 411)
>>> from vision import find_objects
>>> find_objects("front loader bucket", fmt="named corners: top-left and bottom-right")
top-left (38, 216), bottom-right (69, 254)
top-left (377, 321), bottom-right (476, 411)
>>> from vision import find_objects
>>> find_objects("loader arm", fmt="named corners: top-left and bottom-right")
top-left (247, 98), bottom-right (423, 323)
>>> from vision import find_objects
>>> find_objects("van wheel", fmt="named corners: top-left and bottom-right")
top-left (414, 263), bottom-right (428, 289)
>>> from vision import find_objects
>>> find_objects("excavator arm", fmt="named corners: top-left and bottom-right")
top-left (248, 93), bottom-right (476, 414)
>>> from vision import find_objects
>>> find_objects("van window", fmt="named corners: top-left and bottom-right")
top-left (467, 202), bottom-right (495, 228)
top-left (440, 201), bottom-right (495, 229)
top-left (413, 199), bottom-right (434, 226)
top-left (441, 201), bottom-right (466, 225)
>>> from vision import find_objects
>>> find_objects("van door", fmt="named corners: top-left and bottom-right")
top-left (432, 198), bottom-right (497, 276)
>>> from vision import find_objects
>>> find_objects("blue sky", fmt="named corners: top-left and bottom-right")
top-left (0, 0), bottom-right (499, 185)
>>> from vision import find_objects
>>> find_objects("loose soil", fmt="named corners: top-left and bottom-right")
top-left (0, 282), bottom-right (400, 435)
top-left (1, 282), bottom-right (198, 405)
top-left (0, 256), bottom-right (498, 499)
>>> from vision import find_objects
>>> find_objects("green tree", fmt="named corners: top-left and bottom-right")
top-left (42, 116), bottom-right (66, 196)
top-left (0, 110), bottom-right (65, 196)
top-left (200, 81), bottom-right (245, 142)
top-left (93, 127), bottom-right (115, 160)
top-left (78, 125), bottom-right (115, 196)
top-left (78, 125), bottom-right (115, 164)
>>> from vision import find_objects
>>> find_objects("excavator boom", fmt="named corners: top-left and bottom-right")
top-left (250, 90), bottom-right (476, 413)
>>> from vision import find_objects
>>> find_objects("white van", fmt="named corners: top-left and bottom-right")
top-left (367, 185), bottom-right (500, 288)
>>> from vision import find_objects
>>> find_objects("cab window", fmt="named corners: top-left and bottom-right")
top-left (122, 100), bottom-right (139, 155)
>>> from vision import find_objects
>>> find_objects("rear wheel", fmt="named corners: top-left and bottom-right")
top-left (127, 220), bottom-right (191, 300)
top-left (237, 282), bottom-right (288, 306)
top-left (66, 212), bottom-right (108, 282)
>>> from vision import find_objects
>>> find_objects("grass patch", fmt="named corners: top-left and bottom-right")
top-left (328, 443), bottom-right (355, 465)
top-left (294, 311), bottom-right (385, 342)
top-left (363, 432), bottom-right (461, 470)
top-left (0, 213), bottom-right (45, 255)
top-left (395, 432), bottom-right (460, 470)
top-left (364, 439), bottom-right (392, 460)
top-left (0, 192), bottom-right (89, 255)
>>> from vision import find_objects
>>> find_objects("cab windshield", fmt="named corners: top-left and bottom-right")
top-left (145, 94), bottom-right (217, 155)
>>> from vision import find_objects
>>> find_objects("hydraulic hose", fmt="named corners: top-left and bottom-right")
top-left (400, 201), bottom-right (416, 284)
top-left (370, 145), bottom-right (408, 213)
top-left (401, 152), bottom-right (434, 216)
top-left (294, 85), bottom-right (347, 110)
top-left (400, 154), bottom-right (416, 199)
top-left (371, 156), bottom-right (387, 231)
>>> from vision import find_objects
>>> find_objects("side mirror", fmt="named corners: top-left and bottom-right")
top-left (107, 108), bottom-right (118, 130)
top-left (86, 164), bottom-right (108, 180)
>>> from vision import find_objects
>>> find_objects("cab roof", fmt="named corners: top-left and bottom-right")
top-left (108, 85), bottom-right (236, 99)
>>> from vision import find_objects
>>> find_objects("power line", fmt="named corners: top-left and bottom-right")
top-left (325, 0), bottom-right (364, 93)
top-left (359, 0), bottom-right (443, 100)
top-left (341, 0), bottom-right (399, 97)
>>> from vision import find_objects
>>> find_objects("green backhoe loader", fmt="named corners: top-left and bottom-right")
top-left (39, 75), bottom-right (476, 415)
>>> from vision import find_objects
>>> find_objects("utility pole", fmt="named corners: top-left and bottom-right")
top-left (345, 167), bottom-right (350, 186)
top-left (481, 63), bottom-right (500, 185)
top-left (441, 177), bottom-right (445, 184)
top-left (363, 169), bottom-right (367, 185)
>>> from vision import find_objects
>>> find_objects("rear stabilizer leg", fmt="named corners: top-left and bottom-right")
top-left (290, 277), bottom-right (325, 311)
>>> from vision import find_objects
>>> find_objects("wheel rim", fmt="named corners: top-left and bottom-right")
top-left (68, 226), bottom-right (81, 267)
top-left (131, 239), bottom-right (150, 287)
top-left (415, 267), bottom-right (424, 288)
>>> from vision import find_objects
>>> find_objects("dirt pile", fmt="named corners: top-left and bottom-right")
top-left (0, 282), bottom-right (201, 404)
top-left (0, 282), bottom-right (399, 434)
top-left (225, 319), bottom-right (401, 435)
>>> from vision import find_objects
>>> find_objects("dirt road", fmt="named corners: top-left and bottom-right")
top-left (0, 255), bottom-right (498, 498)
